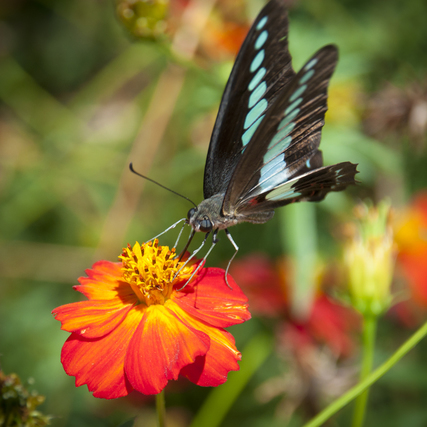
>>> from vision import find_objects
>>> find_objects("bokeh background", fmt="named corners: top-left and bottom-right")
top-left (1, 0), bottom-right (427, 426)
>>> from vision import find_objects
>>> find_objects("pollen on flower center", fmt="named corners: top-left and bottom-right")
top-left (120, 239), bottom-right (194, 306)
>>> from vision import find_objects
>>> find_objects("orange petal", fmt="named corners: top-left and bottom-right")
top-left (173, 267), bottom-right (250, 328)
top-left (125, 304), bottom-right (210, 395)
top-left (171, 303), bottom-right (241, 386)
top-left (52, 299), bottom-right (136, 338)
top-left (180, 327), bottom-right (241, 386)
top-left (77, 261), bottom-right (134, 302)
top-left (400, 251), bottom-right (427, 306)
top-left (61, 308), bottom-right (144, 399)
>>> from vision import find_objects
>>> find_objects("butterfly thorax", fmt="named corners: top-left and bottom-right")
top-left (187, 193), bottom-right (274, 233)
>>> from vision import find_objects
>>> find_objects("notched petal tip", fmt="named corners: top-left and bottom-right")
top-left (173, 267), bottom-right (251, 328)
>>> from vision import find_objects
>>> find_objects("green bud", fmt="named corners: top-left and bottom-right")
top-left (344, 200), bottom-right (396, 316)
top-left (116, 0), bottom-right (170, 39)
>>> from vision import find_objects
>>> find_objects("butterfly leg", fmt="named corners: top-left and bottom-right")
top-left (145, 218), bottom-right (186, 243)
top-left (173, 220), bottom-right (188, 249)
top-left (177, 229), bottom-right (219, 291)
top-left (174, 231), bottom-right (210, 281)
top-left (224, 228), bottom-right (239, 289)
top-left (178, 228), bottom-right (196, 261)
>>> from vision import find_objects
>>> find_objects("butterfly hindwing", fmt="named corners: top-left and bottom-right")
top-left (240, 162), bottom-right (358, 214)
top-left (203, 0), bottom-right (296, 199)
top-left (222, 44), bottom-right (357, 215)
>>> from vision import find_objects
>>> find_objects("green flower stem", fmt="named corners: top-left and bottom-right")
top-left (189, 333), bottom-right (273, 427)
top-left (279, 204), bottom-right (317, 318)
top-left (352, 315), bottom-right (377, 427)
top-left (302, 321), bottom-right (427, 427)
top-left (156, 390), bottom-right (166, 427)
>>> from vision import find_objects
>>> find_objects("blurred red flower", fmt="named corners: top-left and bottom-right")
top-left (231, 254), bottom-right (360, 358)
top-left (201, 19), bottom-right (250, 60)
top-left (393, 192), bottom-right (427, 325)
top-left (53, 240), bottom-right (250, 398)
top-left (395, 192), bottom-right (427, 258)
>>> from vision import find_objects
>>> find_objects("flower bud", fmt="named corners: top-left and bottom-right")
top-left (116, 0), bottom-right (169, 39)
top-left (344, 200), bottom-right (396, 316)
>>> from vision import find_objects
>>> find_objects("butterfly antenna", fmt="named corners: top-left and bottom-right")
top-left (129, 163), bottom-right (197, 208)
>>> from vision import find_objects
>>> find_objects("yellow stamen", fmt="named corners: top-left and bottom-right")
top-left (120, 240), bottom-right (195, 306)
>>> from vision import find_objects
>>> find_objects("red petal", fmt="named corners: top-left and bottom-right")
top-left (61, 308), bottom-right (144, 399)
top-left (392, 299), bottom-right (425, 328)
top-left (230, 254), bottom-right (288, 316)
top-left (172, 303), bottom-right (241, 386)
top-left (173, 267), bottom-right (251, 328)
top-left (125, 303), bottom-right (210, 395)
top-left (413, 192), bottom-right (427, 225)
top-left (180, 327), bottom-right (241, 386)
top-left (52, 299), bottom-right (135, 338)
top-left (306, 296), bottom-right (360, 357)
top-left (76, 261), bottom-right (134, 302)
top-left (400, 251), bottom-right (427, 306)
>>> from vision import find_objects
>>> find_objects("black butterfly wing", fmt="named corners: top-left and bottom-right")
top-left (203, 0), bottom-right (296, 199)
top-left (222, 45), bottom-right (358, 216)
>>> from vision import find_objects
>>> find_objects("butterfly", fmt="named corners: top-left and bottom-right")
top-left (140, 0), bottom-right (358, 284)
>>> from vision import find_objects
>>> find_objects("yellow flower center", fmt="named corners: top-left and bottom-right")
top-left (120, 240), bottom-right (195, 306)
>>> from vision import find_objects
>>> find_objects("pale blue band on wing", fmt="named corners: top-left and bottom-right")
top-left (241, 15), bottom-right (269, 148)
top-left (266, 180), bottom-right (302, 201)
top-left (256, 16), bottom-right (268, 30)
top-left (255, 30), bottom-right (268, 49)
top-left (242, 114), bottom-right (265, 147)
top-left (249, 81), bottom-right (267, 108)
top-left (250, 50), bottom-right (265, 73)
top-left (304, 58), bottom-right (318, 71)
top-left (244, 99), bottom-right (268, 129)
top-left (248, 68), bottom-right (266, 91)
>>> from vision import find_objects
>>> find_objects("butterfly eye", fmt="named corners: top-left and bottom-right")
top-left (199, 216), bottom-right (212, 232)
top-left (187, 207), bottom-right (197, 220)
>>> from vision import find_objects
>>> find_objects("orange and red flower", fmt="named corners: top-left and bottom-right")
top-left (53, 240), bottom-right (250, 398)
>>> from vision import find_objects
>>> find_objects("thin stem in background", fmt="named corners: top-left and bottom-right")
top-left (189, 333), bottom-right (273, 427)
top-left (279, 203), bottom-right (317, 320)
top-left (156, 390), bottom-right (166, 427)
top-left (351, 315), bottom-right (377, 427)
top-left (302, 321), bottom-right (427, 427)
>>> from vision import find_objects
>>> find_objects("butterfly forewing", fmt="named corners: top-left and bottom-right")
top-left (203, 0), bottom-right (295, 199)
top-left (222, 45), bottom-right (357, 215)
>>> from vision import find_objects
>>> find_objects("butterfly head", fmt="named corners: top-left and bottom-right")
top-left (187, 207), bottom-right (213, 233)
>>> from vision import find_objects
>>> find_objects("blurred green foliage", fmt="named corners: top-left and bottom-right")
top-left (0, 370), bottom-right (52, 426)
top-left (0, 0), bottom-right (426, 426)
